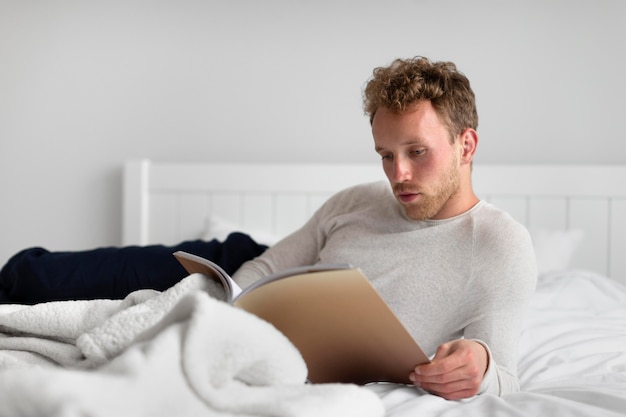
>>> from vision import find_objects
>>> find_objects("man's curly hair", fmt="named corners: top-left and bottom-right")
top-left (363, 57), bottom-right (478, 141)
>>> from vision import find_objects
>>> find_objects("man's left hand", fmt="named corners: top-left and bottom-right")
top-left (409, 339), bottom-right (489, 400)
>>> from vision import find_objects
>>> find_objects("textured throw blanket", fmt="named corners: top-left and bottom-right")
top-left (0, 274), bottom-right (384, 417)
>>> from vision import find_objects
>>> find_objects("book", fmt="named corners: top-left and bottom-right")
top-left (173, 250), bottom-right (430, 385)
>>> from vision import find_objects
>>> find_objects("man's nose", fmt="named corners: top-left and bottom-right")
top-left (392, 157), bottom-right (412, 183)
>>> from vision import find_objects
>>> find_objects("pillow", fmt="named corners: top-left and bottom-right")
top-left (202, 216), bottom-right (281, 246)
top-left (530, 229), bottom-right (584, 275)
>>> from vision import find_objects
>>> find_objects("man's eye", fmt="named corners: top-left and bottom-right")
top-left (380, 154), bottom-right (393, 161)
top-left (411, 149), bottom-right (425, 156)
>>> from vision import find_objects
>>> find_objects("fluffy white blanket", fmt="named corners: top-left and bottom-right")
top-left (0, 274), bottom-right (384, 417)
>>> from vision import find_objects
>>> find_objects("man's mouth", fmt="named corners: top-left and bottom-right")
top-left (396, 191), bottom-right (420, 204)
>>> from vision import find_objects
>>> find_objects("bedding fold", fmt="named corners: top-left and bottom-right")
top-left (0, 273), bottom-right (384, 417)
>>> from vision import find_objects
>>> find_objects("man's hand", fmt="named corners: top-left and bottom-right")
top-left (409, 339), bottom-right (489, 400)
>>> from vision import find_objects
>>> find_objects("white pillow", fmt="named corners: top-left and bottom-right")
top-left (530, 229), bottom-right (584, 275)
top-left (201, 216), bottom-right (281, 246)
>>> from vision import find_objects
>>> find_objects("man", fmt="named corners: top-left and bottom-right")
top-left (233, 57), bottom-right (537, 399)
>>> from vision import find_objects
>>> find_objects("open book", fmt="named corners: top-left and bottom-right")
top-left (173, 250), bottom-right (430, 385)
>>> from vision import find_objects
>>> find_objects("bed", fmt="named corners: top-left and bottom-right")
top-left (0, 159), bottom-right (624, 417)
top-left (123, 159), bottom-right (626, 416)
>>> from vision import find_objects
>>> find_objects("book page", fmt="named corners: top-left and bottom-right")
top-left (233, 263), bottom-right (351, 303)
top-left (234, 268), bottom-right (430, 384)
top-left (173, 251), bottom-right (242, 300)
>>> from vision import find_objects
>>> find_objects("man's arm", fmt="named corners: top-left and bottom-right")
top-left (410, 211), bottom-right (537, 400)
top-left (232, 205), bottom-right (329, 289)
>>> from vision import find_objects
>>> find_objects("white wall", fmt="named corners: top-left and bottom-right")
top-left (1, 0), bottom-right (625, 264)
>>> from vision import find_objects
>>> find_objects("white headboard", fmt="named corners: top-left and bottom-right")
top-left (122, 160), bottom-right (385, 246)
top-left (123, 159), bottom-right (626, 282)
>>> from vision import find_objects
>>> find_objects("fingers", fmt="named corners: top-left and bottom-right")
top-left (410, 369), bottom-right (481, 399)
top-left (409, 340), bottom-right (488, 400)
top-left (414, 380), bottom-right (481, 400)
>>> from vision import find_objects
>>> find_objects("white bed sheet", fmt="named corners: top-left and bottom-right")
top-left (368, 269), bottom-right (626, 416)
top-left (0, 269), bottom-right (623, 417)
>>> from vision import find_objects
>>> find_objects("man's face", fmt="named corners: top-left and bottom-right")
top-left (372, 101), bottom-right (463, 220)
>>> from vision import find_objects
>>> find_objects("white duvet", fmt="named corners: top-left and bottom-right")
top-left (0, 269), bottom-right (624, 417)
top-left (0, 274), bottom-right (383, 417)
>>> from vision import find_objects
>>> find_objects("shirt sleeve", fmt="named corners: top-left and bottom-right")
top-left (466, 214), bottom-right (537, 396)
top-left (232, 200), bottom-right (330, 289)
top-left (473, 339), bottom-right (510, 396)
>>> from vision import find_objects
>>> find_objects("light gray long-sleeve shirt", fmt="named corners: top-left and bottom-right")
top-left (233, 180), bottom-right (537, 396)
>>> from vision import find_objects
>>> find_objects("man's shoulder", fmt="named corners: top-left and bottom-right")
top-left (471, 202), bottom-right (537, 287)
top-left (473, 202), bottom-right (531, 238)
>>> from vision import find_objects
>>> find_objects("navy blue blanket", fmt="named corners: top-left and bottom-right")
top-left (0, 233), bottom-right (267, 304)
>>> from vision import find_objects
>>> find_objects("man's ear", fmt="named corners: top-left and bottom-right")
top-left (459, 128), bottom-right (478, 164)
